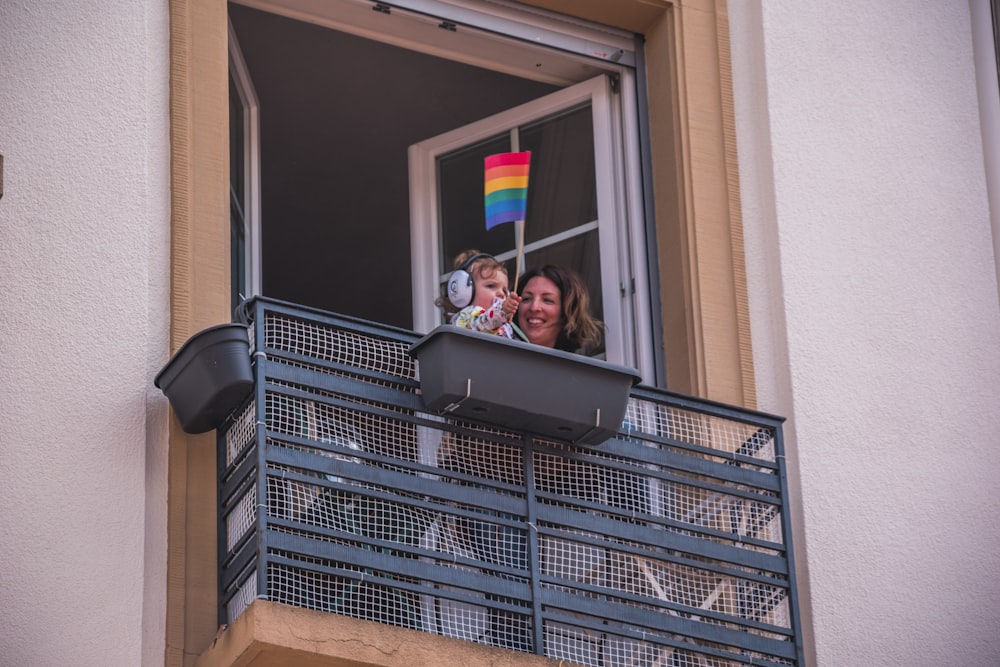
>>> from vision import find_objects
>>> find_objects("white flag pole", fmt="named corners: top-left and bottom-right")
top-left (514, 219), bottom-right (525, 292)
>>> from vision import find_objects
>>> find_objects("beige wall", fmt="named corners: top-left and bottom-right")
top-left (0, 2), bottom-right (171, 666)
top-left (730, 1), bottom-right (1000, 665)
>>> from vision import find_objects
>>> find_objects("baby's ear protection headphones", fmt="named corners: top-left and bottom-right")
top-left (447, 253), bottom-right (494, 309)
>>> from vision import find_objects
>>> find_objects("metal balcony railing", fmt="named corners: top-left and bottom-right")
top-left (219, 297), bottom-right (803, 667)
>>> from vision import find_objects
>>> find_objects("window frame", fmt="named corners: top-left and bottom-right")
top-left (228, 18), bottom-right (263, 309)
top-left (408, 74), bottom-right (655, 377)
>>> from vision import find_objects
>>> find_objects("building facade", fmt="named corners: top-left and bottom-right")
top-left (0, 1), bottom-right (997, 666)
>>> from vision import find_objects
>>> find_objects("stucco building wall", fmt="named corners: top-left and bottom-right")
top-left (0, 1), bottom-right (171, 666)
top-left (731, 1), bottom-right (1000, 664)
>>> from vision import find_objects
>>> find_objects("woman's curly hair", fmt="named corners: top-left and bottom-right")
top-left (517, 264), bottom-right (603, 354)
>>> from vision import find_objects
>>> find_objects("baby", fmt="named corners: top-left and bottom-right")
top-left (438, 250), bottom-right (522, 338)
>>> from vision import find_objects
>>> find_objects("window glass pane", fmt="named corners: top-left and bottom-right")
top-left (519, 104), bottom-right (596, 244)
top-left (231, 195), bottom-right (246, 310)
top-left (229, 72), bottom-right (247, 310)
top-left (229, 74), bottom-right (245, 204)
top-left (437, 103), bottom-right (596, 274)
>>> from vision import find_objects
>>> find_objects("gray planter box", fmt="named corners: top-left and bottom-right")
top-left (155, 323), bottom-right (253, 434)
top-left (409, 326), bottom-right (640, 445)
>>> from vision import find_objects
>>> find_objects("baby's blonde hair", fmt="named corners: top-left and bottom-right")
top-left (434, 249), bottom-right (510, 316)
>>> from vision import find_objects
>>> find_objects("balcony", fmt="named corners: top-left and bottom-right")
top-left (209, 297), bottom-right (802, 667)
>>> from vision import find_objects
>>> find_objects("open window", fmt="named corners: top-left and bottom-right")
top-left (228, 0), bottom-right (656, 380)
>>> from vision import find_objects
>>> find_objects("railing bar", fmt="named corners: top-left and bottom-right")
top-left (266, 553), bottom-right (531, 620)
top-left (266, 520), bottom-right (529, 585)
top-left (523, 433), bottom-right (545, 654)
top-left (262, 374), bottom-right (529, 451)
top-left (261, 346), bottom-right (418, 386)
top-left (264, 348), bottom-right (420, 394)
top-left (262, 363), bottom-right (421, 413)
top-left (221, 523), bottom-right (257, 573)
top-left (537, 499), bottom-right (785, 556)
top-left (264, 480), bottom-right (526, 540)
top-left (534, 461), bottom-right (780, 505)
top-left (267, 455), bottom-right (525, 527)
top-left (773, 423), bottom-right (807, 665)
top-left (267, 532), bottom-right (532, 600)
top-left (253, 300), bottom-right (272, 614)
top-left (263, 422), bottom-right (526, 495)
top-left (216, 379), bottom-right (231, 629)
top-left (268, 438), bottom-right (525, 504)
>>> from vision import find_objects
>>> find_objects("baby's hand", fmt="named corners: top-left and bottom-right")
top-left (501, 291), bottom-right (522, 319)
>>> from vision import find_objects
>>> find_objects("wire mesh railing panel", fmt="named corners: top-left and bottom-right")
top-left (538, 527), bottom-right (790, 632)
top-left (267, 552), bottom-right (426, 630)
top-left (225, 484), bottom-right (256, 554)
top-left (225, 399), bottom-right (256, 469)
top-left (262, 311), bottom-right (416, 382)
top-left (542, 611), bottom-right (796, 667)
top-left (533, 443), bottom-right (784, 556)
top-left (226, 568), bottom-right (257, 623)
top-left (217, 298), bottom-right (800, 665)
top-left (625, 398), bottom-right (778, 470)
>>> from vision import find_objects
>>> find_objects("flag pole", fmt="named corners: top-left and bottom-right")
top-left (510, 219), bottom-right (528, 342)
top-left (514, 219), bottom-right (525, 292)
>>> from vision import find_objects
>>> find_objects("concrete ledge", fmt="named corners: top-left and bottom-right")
top-left (195, 600), bottom-right (576, 667)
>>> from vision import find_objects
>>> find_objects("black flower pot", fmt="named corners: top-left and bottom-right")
top-left (409, 326), bottom-right (641, 445)
top-left (155, 323), bottom-right (253, 434)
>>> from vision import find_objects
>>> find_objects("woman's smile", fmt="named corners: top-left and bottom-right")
top-left (517, 276), bottom-right (563, 348)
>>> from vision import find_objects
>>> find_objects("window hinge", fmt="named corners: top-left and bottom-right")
top-left (439, 21), bottom-right (457, 32)
top-left (610, 73), bottom-right (620, 93)
top-left (372, 3), bottom-right (391, 15)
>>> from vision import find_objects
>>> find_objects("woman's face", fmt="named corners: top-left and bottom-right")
top-left (517, 275), bottom-right (563, 348)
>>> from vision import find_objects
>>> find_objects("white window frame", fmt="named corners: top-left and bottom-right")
top-left (228, 18), bottom-right (263, 302)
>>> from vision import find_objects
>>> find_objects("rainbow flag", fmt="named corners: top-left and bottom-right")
top-left (484, 151), bottom-right (531, 230)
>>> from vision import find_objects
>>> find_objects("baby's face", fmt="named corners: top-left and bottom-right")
top-left (472, 267), bottom-right (508, 310)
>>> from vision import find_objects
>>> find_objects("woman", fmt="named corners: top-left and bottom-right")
top-left (516, 265), bottom-right (603, 354)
